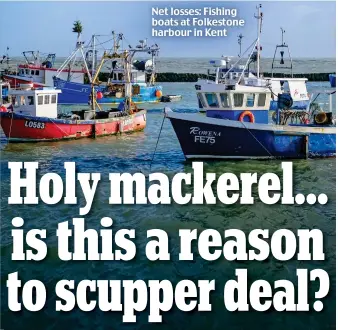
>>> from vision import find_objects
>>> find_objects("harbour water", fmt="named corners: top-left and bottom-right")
top-left (0, 81), bottom-right (336, 329)
top-left (0, 56), bottom-right (336, 74)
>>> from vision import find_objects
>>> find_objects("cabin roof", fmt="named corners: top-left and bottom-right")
top-left (9, 88), bottom-right (62, 96)
top-left (267, 77), bottom-right (308, 82)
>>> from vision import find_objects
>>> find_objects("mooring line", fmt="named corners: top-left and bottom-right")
top-left (149, 109), bottom-right (166, 172)
top-left (240, 121), bottom-right (275, 159)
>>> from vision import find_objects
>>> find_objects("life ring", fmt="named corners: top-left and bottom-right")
top-left (314, 112), bottom-right (328, 125)
top-left (0, 105), bottom-right (7, 112)
top-left (239, 111), bottom-right (255, 123)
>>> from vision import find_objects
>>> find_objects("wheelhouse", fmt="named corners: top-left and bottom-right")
top-left (197, 85), bottom-right (271, 124)
top-left (9, 88), bottom-right (61, 118)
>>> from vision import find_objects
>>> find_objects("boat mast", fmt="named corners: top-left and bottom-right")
top-left (124, 51), bottom-right (133, 112)
top-left (238, 34), bottom-right (244, 57)
top-left (56, 22), bottom-right (92, 82)
top-left (92, 35), bottom-right (96, 78)
top-left (254, 4), bottom-right (263, 78)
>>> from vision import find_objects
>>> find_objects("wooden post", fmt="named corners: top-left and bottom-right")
top-left (303, 135), bottom-right (309, 159)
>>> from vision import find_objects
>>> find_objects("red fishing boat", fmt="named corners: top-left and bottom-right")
top-left (0, 46), bottom-right (149, 142)
top-left (2, 51), bottom-right (85, 88)
top-left (0, 87), bottom-right (146, 142)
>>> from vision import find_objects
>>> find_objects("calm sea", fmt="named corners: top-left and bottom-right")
top-left (1, 56), bottom-right (336, 74)
top-left (0, 81), bottom-right (336, 329)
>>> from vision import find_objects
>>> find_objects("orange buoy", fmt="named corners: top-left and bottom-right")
top-left (155, 90), bottom-right (162, 98)
top-left (239, 111), bottom-right (255, 123)
top-left (97, 91), bottom-right (103, 99)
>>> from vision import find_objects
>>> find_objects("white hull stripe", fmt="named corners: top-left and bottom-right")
top-left (166, 112), bottom-right (336, 134)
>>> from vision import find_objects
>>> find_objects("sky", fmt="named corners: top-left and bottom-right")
top-left (0, 1), bottom-right (336, 58)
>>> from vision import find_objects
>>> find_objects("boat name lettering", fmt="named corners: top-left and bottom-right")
top-left (24, 120), bottom-right (45, 129)
top-left (190, 127), bottom-right (221, 137)
top-left (123, 118), bottom-right (133, 126)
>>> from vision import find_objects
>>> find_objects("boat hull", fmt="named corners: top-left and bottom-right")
top-left (329, 74), bottom-right (336, 88)
top-left (53, 78), bottom-right (162, 105)
top-left (0, 111), bottom-right (146, 142)
top-left (166, 112), bottom-right (336, 160)
top-left (2, 74), bottom-right (44, 88)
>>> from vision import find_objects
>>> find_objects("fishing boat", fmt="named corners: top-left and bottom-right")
top-left (197, 26), bottom-right (310, 112)
top-left (166, 5), bottom-right (335, 160)
top-left (329, 74), bottom-right (336, 88)
top-left (0, 50), bottom-right (146, 142)
top-left (2, 51), bottom-right (85, 88)
top-left (53, 32), bottom-right (163, 105)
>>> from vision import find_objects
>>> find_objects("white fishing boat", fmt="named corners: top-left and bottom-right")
top-left (2, 51), bottom-right (85, 88)
top-left (196, 19), bottom-right (309, 112)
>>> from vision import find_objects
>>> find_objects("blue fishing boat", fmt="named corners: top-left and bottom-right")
top-left (53, 33), bottom-right (163, 105)
top-left (54, 77), bottom-right (162, 105)
top-left (166, 5), bottom-right (335, 160)
top-left (197, 25), bottom-right (310, 112)
top-left (166, 86), bottom-right (335, 160)
top-left (329, 74), bottom-right (336, 88)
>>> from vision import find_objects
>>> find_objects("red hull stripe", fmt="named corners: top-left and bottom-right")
top-left (18, 64), bottom-right (85, 73)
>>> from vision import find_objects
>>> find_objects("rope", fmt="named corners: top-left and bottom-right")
top-left (7, 112), bottom-right (14, 143)
top-left (149, 110), bottom-right (166, 171)
top-left (239, 120), bottom-right (275, 159)
top-left (49, 117), bottom-right (72, 136)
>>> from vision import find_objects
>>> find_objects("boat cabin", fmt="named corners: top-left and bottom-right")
top-left (108, 68), bottom-right (147, 85)
top-left (9, 88), bottom-right (61, 118)
top-left (0, 81), bottom-right (10, 105)
top-left (197, 84), bottom-right (271, 123)
top-left (268, 78), bottom-right (309, 109)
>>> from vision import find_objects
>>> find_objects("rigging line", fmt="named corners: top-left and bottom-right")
top-left (94, 37), bottom-right (114, 50)
top-left (239, 120), bottom-right (275, 158)
top-left (50, 117), bottom-right (74, 136)
top-left (7, 112), bottom-right (14, 143)
top-left (149, 110), bottom-right (166, 172)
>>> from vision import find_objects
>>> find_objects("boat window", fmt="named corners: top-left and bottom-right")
top-left (31, 70), bottom-right (34, 75)
top-left (246, 93), bottom-right (255, 107)
top-left (25, 69), bottom-right (29, 75)
top-left (35, 70), bottom-right (39, 75)
top-left (220, 93), bottom-right (230, 108)
top-left (44, 95), bottom-right (50, 104)
top-left (197, 93), bottom-right (206, 108)
top-left (20, 96), bottom-right (26, 106)
top-left (205, 93), bottom-right (219, 107)
top-left (28, 96), bottom-right (34, 105)
top-left (258, 93), bottom-right (266, 107)
top-left (38, 95), bottom-right (43, 105)
top-left (51, 94), bottom-right (57, 104)
top-left (233, 93), bottom-right (244, 107)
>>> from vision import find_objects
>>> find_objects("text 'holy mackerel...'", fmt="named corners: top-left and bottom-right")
top-left (151, 7), bottom-right (245, 37)
top-left (7, 162), bottom-right (330, 322)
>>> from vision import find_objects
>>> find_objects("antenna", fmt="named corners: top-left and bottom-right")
top-left (271, 27), bottom-right (293, 77)
top-left (237, 34), bottom-right (244, 57)
top-left (254, 4), bottom-right (263, 77)
top-left (280, 27), bottom-right (285, 45)
top-left (6, 46), bottom-right (9, 69)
